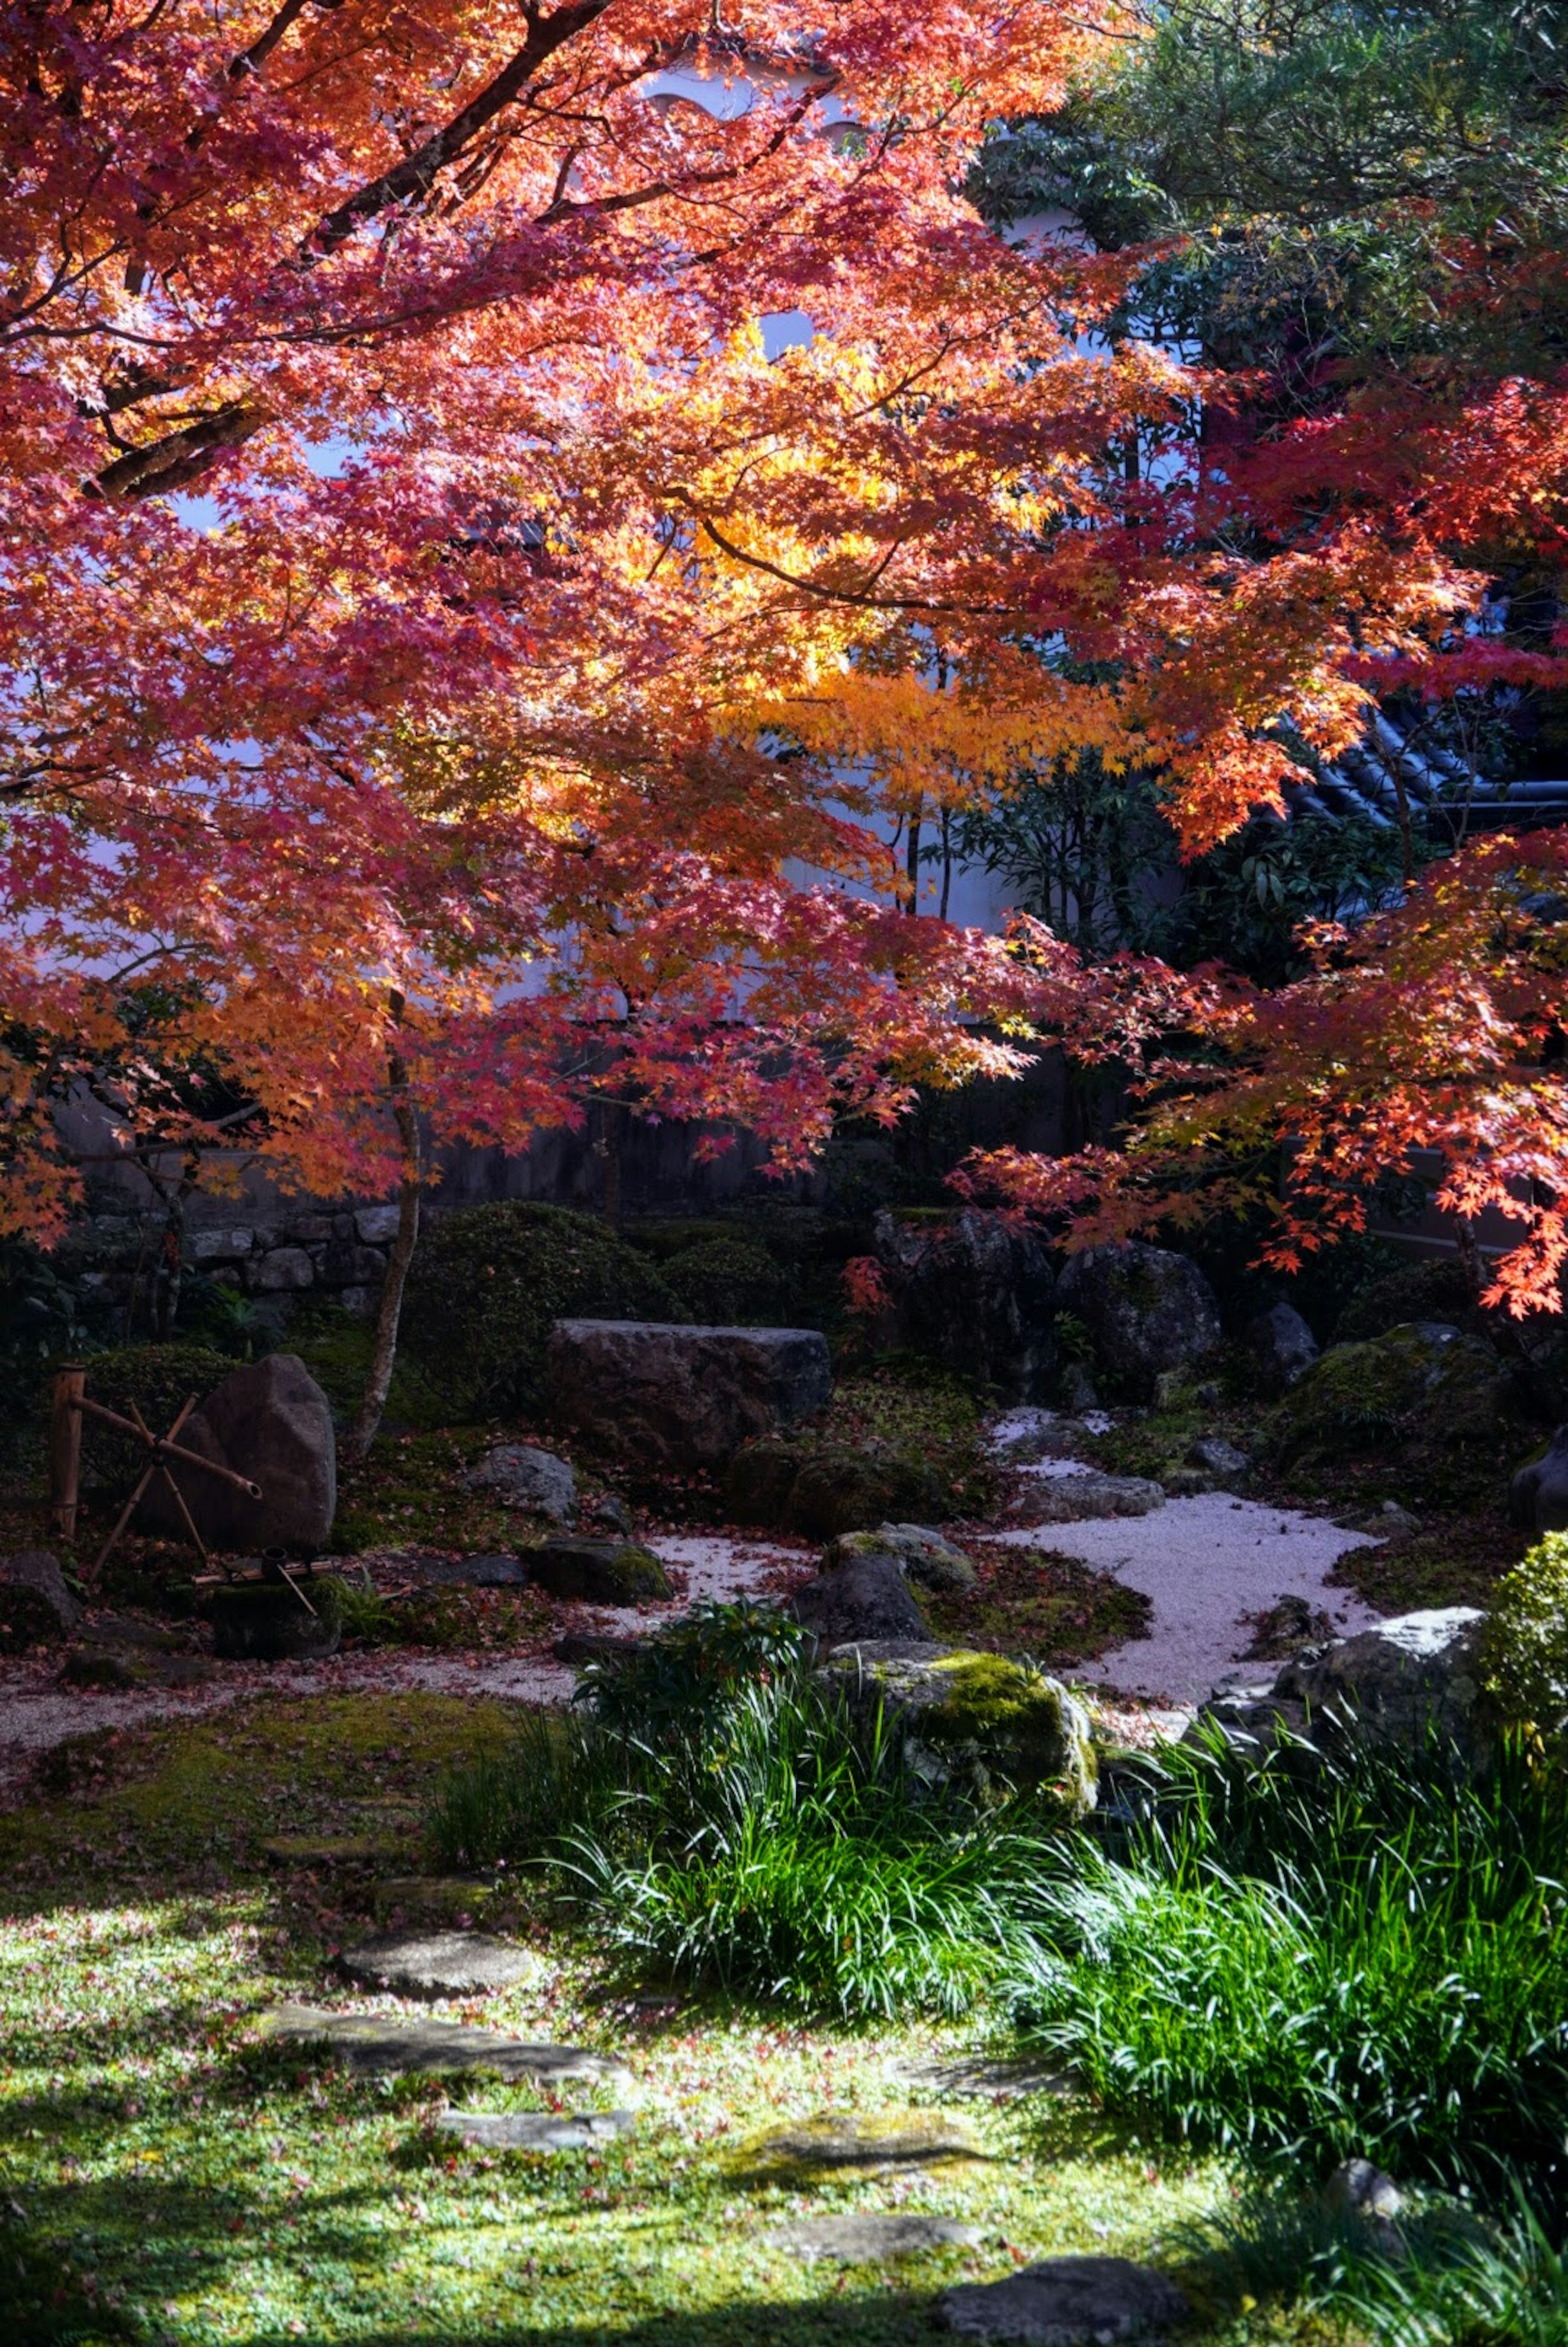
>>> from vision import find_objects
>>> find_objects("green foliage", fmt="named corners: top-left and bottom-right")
top-left (947, 752), bottom-right (1171, 961)
top-left (75, 1342), bottom-right (236, 1494)
top-left (429, 1602), bottom-right (1060, 2018)
top-left (1335, 1257), bottom-right (1480, 1345)
top-left (1482, 1534), bottom-right (1568, 1759)
top-left (1162, 808), bottom-right (1421, 988)
top-left (659, 1235), bottom-right (793, 1327)
top-left (400, 1201), bottom-right (678, 1418)
top-left (1332, 2182), bottom-right (1568, 2347)
top-left (1009, 1730), bottom-right (1568, 2211)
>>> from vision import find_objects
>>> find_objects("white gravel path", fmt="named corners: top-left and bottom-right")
top-left (985, 1410), bottom-right (1385, 1704)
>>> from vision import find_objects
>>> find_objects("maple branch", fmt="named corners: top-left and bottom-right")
top-left (669, 492), bottom-right (997, 616)
top-left (305, 0), bottom-right (611, 256)
top-left (85, 398), bottom-right (268, 499)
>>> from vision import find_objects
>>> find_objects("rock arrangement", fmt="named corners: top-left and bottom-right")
top-left (872, 1207), bottom-right (1058, 1401)
top-left (75, 1202), bottom-right (401, 1316)
top-left (545, 1319), bottom-right (833, 1469)
top-left (1058, 1243), bottom-right (1222, 1403)
top-left (1203, 1606), bottom-right (1489, 1764)
top-left (140, 1353), bottom-right (336, 1551)
top-left (1511, 1424), bottom-right (1568, 1533)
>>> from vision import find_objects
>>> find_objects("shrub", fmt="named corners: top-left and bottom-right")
top-left (428, 1601), bottom-right (1060, 2018)
top-left (660, 1236), bottom-right (792, 1327)
top-left (1009, 1729), bottom-right (1568, 2212)
top-left (75, 1342), bottom-right (236, 1495)
top-left (400, 1201), bottom-right (679, 1417)
top-left (1482, 1534), bottom-right (1568, 1760)
top-left (724, 1364), bottom-right (995, 1533)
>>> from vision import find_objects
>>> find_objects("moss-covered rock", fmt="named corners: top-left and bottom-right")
top-left (1267, 1321), bottom-right (1523, 1502)
top-left (526, 1536), bottom-right (673, 1604)
top-left (823, 1644), bottom-right (1097, 1814)
top-left (401, 1203), bottom-right (679, 1419)
top-left (723, 1369), bottom-right (993, 1535)
top-left (660, 1236), bottom-right (793, 1328)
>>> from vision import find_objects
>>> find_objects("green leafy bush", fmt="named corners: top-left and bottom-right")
top-left (1482, 1534), bottom-right (1568, 1759)
top-left (428, 1601), bottom-right (1059, 2018)
top-left (400, 1201), bottom-right (678, 1418)
top-left (660, 1236), bottom-right (792, 1327)
top-left (1009, 1729), bottom-right (1568, 2211)
top-left (76, 1342), bottom-right (236, 1495)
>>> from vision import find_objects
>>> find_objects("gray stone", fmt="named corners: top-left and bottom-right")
top-left (141, 1354), bottom-right (336, 1551)
top-left (1242, 1593), bottom-right (1335, 1659)
top-left (1511, 1425), bottom-right (1568, 1534)
top-left (318, 1242), bottom-right (387, 1290)
top-left (249, 1245), bottom-right (315, 1293)
top-left (873, 1208), bottom-right (1058, 1401)
top-left (338, 1932), bottom-right (538, 1999)
top-left (1023, 1473), bottom-right (1165, 1524)
top-left (765, 2215), bottom-right (980, 2264)
top-left (826, 1524), bottom-right (978, 1593)
top-left (792, 1555), bottom-right (929, 1646)
top-left (462, 1443), bottom-right (577, 1525)
top-left (0, 1550), bottom-right (80, 1639)
top-left (435, 2108), bottom-right (635, 2152)
top-left (546, 1320), bottom-right (832, 1470)
top-left (189, 1227), bottom-right (254, 1265)
top-left (528, 1536), bottom-right (672, 1604)
top-left (355, 1204), bottom-right (403, 1245)
top-left (584, 1492), bottom-right (633, 1536)
top-left (256, 2003), bottom-right (631, 2087)
top-left (1060, 1365), bottom-right (1102, 1413)
top-left (1325, 2158), bottom-right (1403, 2222)
top-left (1242, 1301), bottom-right (1321, 1395)
top-left (1059, 1244), bottom-right (1222, 1403)
top-left (745, 2112), bottom-right (984, 2173)
top-left (1205, 1607), bottom-right (1489, 1762)
top-left (941, 2257), bottom-right (1190, 2344)
top-left (553, 1630), bottom-right (640, 1666)
top-left (1186, 1436), bottom-right (1251, 1478)
top-left (210, 1579), bottom-right (341, 1661)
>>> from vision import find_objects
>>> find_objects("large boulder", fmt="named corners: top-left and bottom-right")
top-left (527, 1537), bottom-right (673, 1604)
top-left (0, 1551), bottom-right (80, 1649)
top-left (791, 1554), bottom-right (930, 1646)
top-left (821, 1644), bottom-right (1097, 1814)
top-left (1203, 1606), bottom-right (1489, 1765)
top-left (1241, 1301), bottom-right (1320, 1396)
top-left (1057, 1244), bottom-right (1221, 1403)
top-left (873, 1209), bottom-right (1057, 1400)
top-left (1511, 1426), bottom-right (1568, 1534)
top-left (141, 1353), bottom-right (336, 1552)
top-left (1267, 1321), bottom-right (1523, 1503)
top-left (545, 1320), bottom-right (831, 1471)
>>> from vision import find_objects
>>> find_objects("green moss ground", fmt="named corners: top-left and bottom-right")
top-left (925, 1546), bottom-right (1151, 1665)
top-left (0, 1693), bottom-right (1327, 2347)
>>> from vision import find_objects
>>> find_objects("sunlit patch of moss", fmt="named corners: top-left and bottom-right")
top-left (924, 1545), bottom-right (1151, 1665)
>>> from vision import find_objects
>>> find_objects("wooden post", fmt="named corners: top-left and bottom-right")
top-left (50, 1363), bottom-right (86, 1540)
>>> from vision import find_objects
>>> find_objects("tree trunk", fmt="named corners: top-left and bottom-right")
top-left (345, 1008), bottom-right (422, 1462)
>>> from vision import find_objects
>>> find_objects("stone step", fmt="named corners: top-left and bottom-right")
top-left (257, 2002), bottom-right (632, 2087)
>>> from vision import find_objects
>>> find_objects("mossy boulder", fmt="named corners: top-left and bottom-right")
top-left (726, 1441), bottom-right (947, 1538)
top-left (723, 1370), bottom-right (993, 1535)
top-left (824, 1644), bottom-right (1097, 1814)
top-left (1058, 1243), bottom-right (1221, 1403)
top-left (1334, 1258), bottom-right (1481, 1344)
top-left (526, 1536), bottom-right (673, 1604)
top-left (401, 1203), bottom-right (679, 1418)
top-left (1267, 1320), bottom-right (1524, 1501)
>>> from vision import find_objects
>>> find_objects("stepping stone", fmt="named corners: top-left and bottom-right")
top-left (742, 2111), bottom-right (984, 2175)
top-left (259, 1834), bottom-right (405, 1866)
top-left (371, 1875), bottom-right (497, 1922)
top-left (435, 2108), bottom-right (635, 2152)
top-left (256, 2003), bottom-right (631, 2087)
top-left (940, 2256), bottom-right (1189, 2343)
top-left (1025, 1476), bottom-right (1165, 1524)
top-left (338, 1931), bottom-right (538, 1999)
top-left (895, 2055), bottom-right (1080, 2102)
top-left (765, 2214), bottom-right (979, 2264)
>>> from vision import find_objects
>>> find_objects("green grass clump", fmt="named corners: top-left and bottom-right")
top-left (430, 1603), bottom-right (1061, 2019)
top-left (400, 1200), bottom-right (679, 1417)
top-left (1008, 1730), bottom-right (1568, 2213)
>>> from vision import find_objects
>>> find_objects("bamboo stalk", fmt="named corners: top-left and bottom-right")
top-left (50, 1364), bottom-right (86, 1539)
top-left (73, 1395), bottom-right (262, 1496)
